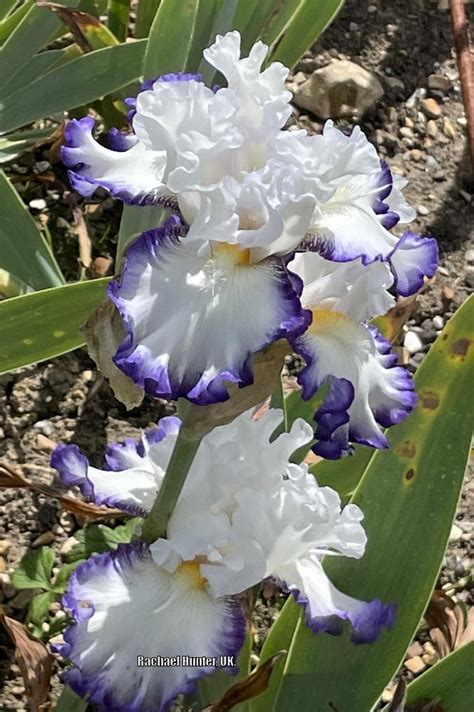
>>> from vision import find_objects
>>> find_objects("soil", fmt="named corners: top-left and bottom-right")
top-left (0, 0), bottom-right (472, 710)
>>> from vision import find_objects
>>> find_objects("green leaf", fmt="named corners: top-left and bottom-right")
top-left (143, 0), bottom-right (200, 79)
top-left (13, 548), bottom-right (55, 590)
top-left (0, 277), bottom-right (110, 375)
top-left (27, 591), bottom-right (57, 627)
top-left (134, 0), bottom-right (161, 38)
top-left (0, 169), bottom-right (64, 290)
top-left (0, 0), bottom-right (21, 23)
top-left (258, 296), bottom-right (474, 711)
top-left (0, 128), bottom-right (53, 164)
top-left (107, 0), bottom-right (130, 41)
top-left (117, 205), bottom-right (164, 263)
top-left (66, 518), bottom-right (141, 562)
top-left (0, 1), bottom-right (33, 45)
top-left (55, 685), bottom-right (88, 712)
top-left (266, 0), bottom-right (345, 68)
top-left (0, 40), bottom-right (146, 133)
top-left (0, 0), bottom-right (79, 88)
top-left (0, 49), bottom-right (64, 100)
top-left (404, 643), bottom-right (474, 712)
top-left (53, 561), bottom-right (84, 593)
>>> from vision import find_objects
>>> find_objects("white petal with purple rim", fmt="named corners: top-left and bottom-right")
top-left (109, 221), bottom-right (310, 405)
top-left (58, 544), bottom-right (245, 712)
top-left (51, 417), bottom-right (180, 516)
top-left (292, 315), bottom-right (417, 457)
top-left (389, 231), bottom-right (439, 297)
top-left (61, 117), bottom-right (167, 204)
top-left (290, 251), bottom-right (396, 323)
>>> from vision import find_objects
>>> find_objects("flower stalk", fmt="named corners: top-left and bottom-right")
top-left (141, 401), bottom-right (202, 542)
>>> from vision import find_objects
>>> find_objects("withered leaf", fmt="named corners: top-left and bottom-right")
top-left (425, 590), bottom-right (466, 658)
top-left (82, 299), bottom-right (144, 410)
top-left (37, 3), bottom-right (101, 52)
top-left (1, 608), bottom-right (54, 712)
top-left (386, 678), bottom-right (407, 712)
top-left (205, 651), bottom-right (287, 712)
top-left (0, 463), bottom-right (127, 521)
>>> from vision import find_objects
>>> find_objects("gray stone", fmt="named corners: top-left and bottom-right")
top-left (432, 316), bottom-right (444, 330)
top-left (465, 248), bottom-right (474, 264)
top-left (293, 60), bottom-right (383, 120)
top-left (465, 266), bottom-right (474, 288)
top-left (417, 205), bottom-right (429, 216)
top-left (427, 74), bottom-right (452, 92)
top-left (28, 198), bottom-right (47, 210)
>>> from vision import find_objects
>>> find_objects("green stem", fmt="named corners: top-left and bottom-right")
top-left (142, 402), bottom-right (202, 542)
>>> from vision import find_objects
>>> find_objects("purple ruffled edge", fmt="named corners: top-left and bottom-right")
top-left (54, 542), bottom-right (246, 712)
top-left (388, 230), bottom-right (439, 297)
top-left (290, 585), bottom-right (397, 645)
top-left (109, 222), bottom-right (311, 406)
top-left (372, 160), bottom-right (400, 230)
top-left (292, 326), bottom-right (417, 459)
top-left (126, 72), bottom-right (204, 122)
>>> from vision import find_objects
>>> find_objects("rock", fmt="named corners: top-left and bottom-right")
top-left (465, 248), bottom-right (474, 264)
top-left (407, 641), bottom-right (424, 658)
top-left (33, 419), bottom-right (54, 436)
top-left (428, 74), bottom-right (452, 92)
top-left (36, 433), bottom-right (56, 451)
top-left (349, 22), bottom-right (359, 31)
top-left (404, 331), bottom-right (424, 354)
top-left (425, 155), bottom-right (440, 171)
top-left (59, 536), bottom-right (79, 557)
top-left (28, 198), bottom-right (47, 210)
top-left (0, 540), bottom-right (12, 556)
top-left (33, 160), bottom-right (50, 174)
top-left (456, 116), bottom-right (467, 128)
top-left (465, 266), bottom-right (474, 289)
top-left (449, 523), bottom-right (463, 541)
top-left (293, 60), bottom-right (383, 119)
top-left (433, 316), bottom-right (444, 330)
top-left (410, 149), bottom-right (423, 162)
top-left (442, 117), bottom-right (456, 139)
top-left (417, 205), bottom-right (429, 216)
top-left (31, 530), bottom-right (55, 548)
top-left (385, 76), bottom-right (405, 92)
top-left (421, 97), bottom-right (441, 119)
top-left (422, 641), bottom-right (440, 666)
top-left (400, 127), bottom-right (414, 139)
top-left (405, 655), bottom-right (427, 674)
top-left (9, 589), bottom-right (36, 610)
top-left (426, 119), bottom-right (438, 138)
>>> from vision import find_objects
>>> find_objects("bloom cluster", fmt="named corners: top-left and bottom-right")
top-left (63, 31), bottom-right (437, 458)
top-left (52, 30), bottom-right (437, 711)
top-left (53, 409), bottom-right (395, 711)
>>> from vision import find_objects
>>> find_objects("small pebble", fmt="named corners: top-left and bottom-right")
top-left (405, 655), bottom-right (427, 674)
top-left (417, 205), bottom-right (429, 216)
top-left (28, 198), bottom-right (47, 210)
top-left (410, 149), bottom-right (422, 162)
top-left (349, 22), bottom-right (359, 31)
top-left (456, 116), bottom-right (467, 128)
top-left (432, 316), bottom-right (444, 330)
top-left (33, 160), bottom-right (50, 174)
top-left (449, 523), bottom-right (463, 541)
top-left (33, 419), bottom-right (54, 436)
top-left (0, 540), bottom-right (12, 556)
top-left (442, 117), bottom-right (456, 139)
top-left (426, 120), bottom-right (437, 138)
top-left (465, 266), bottom-right (474, 289)
top-left (465, 249), bottom-right (474, 264)
top-left (421, 97), bottom-right (441, 119)
top-left (427, 74), bottom-right (452, 92)
top-left (31, 530), bottom-right (55, 548)
top-left (404, 331), bottom-right (424, 354)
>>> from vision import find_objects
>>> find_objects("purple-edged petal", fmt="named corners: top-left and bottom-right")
top-left (388, 231), bottom-right (439, 297)
top-left (61, 117), bottom-right (167, 205)
top-left (57, 543), bottom-right (245, 712)
top-left (109, 221), bottom-right (310, 405)
top-left (291, 313), bottom-right (417, 458)
top-left (107, 128), bottom-right (139, 152)
top-left (51, 417), bottom-right (180, 516)
top-left (288, 558), bottom-right (396, 644)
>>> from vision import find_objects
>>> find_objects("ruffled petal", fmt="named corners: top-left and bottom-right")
top-left (292, 314), bottom-right (417, 458)
top-left (51, 417), bottom-right (180, 515)
top-left (287, 557), bottom-right (396, 644)
top-left (57, 544), bottom-right (245, 712)
top-left (62, 117), bottom-right (167, 204)
top-left (109, 220), bottom-right (310, 405)
top-left (388, 231), bottom-right (439, 297)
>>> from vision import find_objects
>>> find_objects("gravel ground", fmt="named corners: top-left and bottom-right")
top-left (0, 0), bottom-right (472, 709)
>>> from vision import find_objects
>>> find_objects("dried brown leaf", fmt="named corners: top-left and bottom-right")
top-left (72, 206), bottom-right (92, 275)
top-left (425, 590), bottom-right (466, 658)
top-left (386, 678), bottom-right (407, 712)
top-left (1, 609), bottom-right (54, 712)
top-left (205, 651), bottom-right (287, 712)
top-left (459, 607), bottom-right (474, 647)
top-left (37, 2), bottom-right (98, 52)
top-left (82, 300), bottom-right (144, 410)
